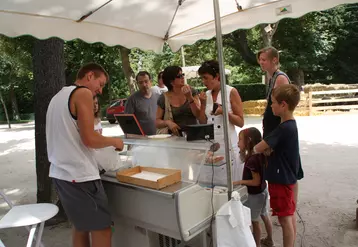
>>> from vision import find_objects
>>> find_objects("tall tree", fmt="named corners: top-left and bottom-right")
top-left (224, 30), bottom-right (258, 66)
top-left (0, 90), bottom-right (10, 128)
top-left (33, 38), bottom-right (65, 203)
top-left (0, 35), bottom-right (33, 120)
top-left (120, 47), bottom-right (137, 94)
top-left (325, 3), bottom-right (358, 83)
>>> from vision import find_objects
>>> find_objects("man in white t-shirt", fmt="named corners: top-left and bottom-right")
top-left (151, 71), bottom-right (168, 95)
top-left (46, 63), bottom-right (124, 247)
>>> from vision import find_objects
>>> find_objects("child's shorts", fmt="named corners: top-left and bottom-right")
top-left (244, 188), bottom-right (269, 222)
top-left (268, 183), bottom-right (296, 217)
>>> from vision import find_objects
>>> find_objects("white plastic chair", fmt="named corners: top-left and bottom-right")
top-left (0, 190), bottom-right (59, 247)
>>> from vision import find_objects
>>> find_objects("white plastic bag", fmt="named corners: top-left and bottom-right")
top-left (93, 147), bottom-right (121, 172)
top-left (215, 191), bottom-right (256, 247)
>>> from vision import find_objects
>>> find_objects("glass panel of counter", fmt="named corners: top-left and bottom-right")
top-left (121, 136), bottom-right (235, 187)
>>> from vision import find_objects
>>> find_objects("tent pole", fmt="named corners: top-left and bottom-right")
top-left (213, 0), bottom-right (233, 200)
top-left (181, 46), bottom-right (188, 84)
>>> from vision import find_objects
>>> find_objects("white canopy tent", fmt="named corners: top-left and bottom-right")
top-left (1, 0), bottom-right (356, 53)
top-left (1, 0), bottom-right (355, 198)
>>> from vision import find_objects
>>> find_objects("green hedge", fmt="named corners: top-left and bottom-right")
top-left (195, 83), bottom-right (266, 102)
top-left (233, 83), bottom-right (266, 102)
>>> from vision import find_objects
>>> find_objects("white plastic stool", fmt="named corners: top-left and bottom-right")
top-left (0, 191), bottom-right (59, 247)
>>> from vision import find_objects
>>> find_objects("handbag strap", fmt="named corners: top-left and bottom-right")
top-left (163, 93), bottom-right (173, 120)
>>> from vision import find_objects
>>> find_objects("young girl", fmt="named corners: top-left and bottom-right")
top-left (234, 127), bottom-right (274, 247)
top-left (93, 96), bottom-right (102, 134)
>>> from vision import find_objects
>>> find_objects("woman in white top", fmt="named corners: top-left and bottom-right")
top-left (93, 96), bottom-right (102, 134)
top-left (198, 60), bottom-right (245, 182)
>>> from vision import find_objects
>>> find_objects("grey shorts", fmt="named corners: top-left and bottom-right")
top-left (244, 188), bottom-right (269, 222)
top-left (53, 178), bottom-right (112, 231)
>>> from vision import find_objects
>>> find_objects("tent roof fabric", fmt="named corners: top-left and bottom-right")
top-left (0, 0), bottom-right (356, 52)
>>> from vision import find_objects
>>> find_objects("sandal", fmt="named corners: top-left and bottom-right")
top-left (261, 237), bottom-right (275, 247)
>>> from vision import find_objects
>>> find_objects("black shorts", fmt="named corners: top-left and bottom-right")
top-left (53, 178), bottom-right (112, 231)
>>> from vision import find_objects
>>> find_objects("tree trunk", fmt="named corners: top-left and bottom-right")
top-left (10, 85), bottom-right (20, 121)
top-left (0, 90), bottom-right (11, 129)
top-left (259, 22), bottom-right (280, 89)
top-left (33, 38), bottom-right (66, 203)
top-left (120, 47), bottom-right (137, 94)
top-left (260, 22), bottom-right (279, 47)
top-left (287, 68), bottom-right (305, 87)
top-left (226, 30), bottom-right (257, 66)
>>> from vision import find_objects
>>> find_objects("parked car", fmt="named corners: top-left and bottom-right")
top-left (106, 98), bottom-right (127, 124)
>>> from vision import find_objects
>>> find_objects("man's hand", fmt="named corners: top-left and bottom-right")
top-left (166, 120), bottom-right (181, 136)
top-left (113, 138), bottom-right (124, 151)
top-left (181, 85), bottom-right (193, 100)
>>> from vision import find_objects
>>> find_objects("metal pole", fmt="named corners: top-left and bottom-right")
top-left (181, 46), bottom-right (186, 67)
top-left (213, 0), bottom-right (233, 200)
top-left (181, 46), bottom-right (188, 84)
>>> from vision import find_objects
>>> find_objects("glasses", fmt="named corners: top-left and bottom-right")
top-left (176, 73), bottom-right (185, 79)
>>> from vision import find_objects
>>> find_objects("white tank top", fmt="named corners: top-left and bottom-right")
top-left (46, 86), bottom-right (100, 182)
top-left (94, 121), bottom-right (102, 133)
top-left (205, 85), bottom-right (238, 148)
top-left (205, 85), bottom-right (243, 181)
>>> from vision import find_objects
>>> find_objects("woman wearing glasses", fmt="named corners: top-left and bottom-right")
top-left (155, 66), bottom-right (201, 136)
top-left (198, 60), bottom-right (245, 181)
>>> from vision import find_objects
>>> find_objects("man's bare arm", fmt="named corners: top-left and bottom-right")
top-left (74, 88), bottom-right (123, 150)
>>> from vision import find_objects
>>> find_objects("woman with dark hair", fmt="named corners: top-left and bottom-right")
top-left (155, 66), bottom-right (201, 136)
top-left (198, 60), bottom-right (244, 181)
top-left (93, 96), bottom-right (102, 134)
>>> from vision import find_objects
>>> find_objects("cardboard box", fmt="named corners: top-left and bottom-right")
top-left (116, 166), bottom-right (181, 190)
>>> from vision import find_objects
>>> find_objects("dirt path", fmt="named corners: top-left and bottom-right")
top-left (1, 114), bottom-right (358, 247)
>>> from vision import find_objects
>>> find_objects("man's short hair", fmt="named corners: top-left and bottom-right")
top-left (77, 63), bottom-right (109, 81)
top-left (136, 71), bottom-right (151, 82)
top-left (272, 84), bottom-right (300, 111)
top-left (257, 46), bottom-right (280, 64)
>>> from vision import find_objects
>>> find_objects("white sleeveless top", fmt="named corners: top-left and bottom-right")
top-left (205, 85), bottom-right (243, 181)
top-left (205, 85), bottom-right (238, 149)
top-left (46, 86), bottom-right (100, 182)
top-left (94, 121), bottom-right (102, 133)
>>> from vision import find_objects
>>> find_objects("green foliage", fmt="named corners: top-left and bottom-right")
top-left (324, 4), bottom-right (358, 83)
top-left (64, 40), bottom-right (128, 102)
top-left (0, 35), bottom-right (34, 118)
top-left (233, 83), bottom-right (266, 102)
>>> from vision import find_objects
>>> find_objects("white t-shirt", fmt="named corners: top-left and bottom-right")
top-left (46, 86), bottom-right (100, 182)
top-left (94, 120), bottom-right (102, 133)
top-left (151, 85), bottom-right (168, 95)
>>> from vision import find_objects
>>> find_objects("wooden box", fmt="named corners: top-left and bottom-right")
top-left (116, 166), bottom-right (181, 190)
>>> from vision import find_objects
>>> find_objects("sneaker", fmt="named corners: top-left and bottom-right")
top-left (261, 237), bottom-right (275, 247)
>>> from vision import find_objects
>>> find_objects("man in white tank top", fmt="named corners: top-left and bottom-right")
top-left (46, 63), bottom-right (123, 247)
